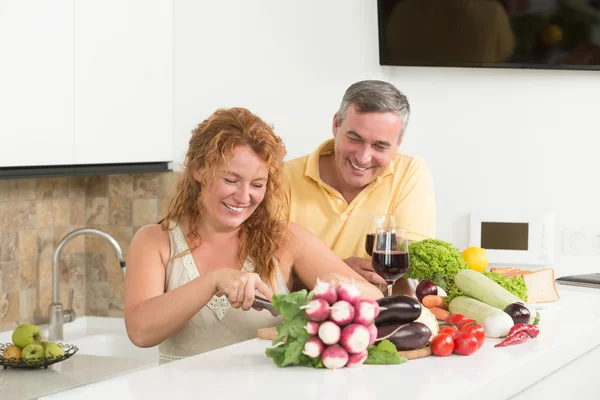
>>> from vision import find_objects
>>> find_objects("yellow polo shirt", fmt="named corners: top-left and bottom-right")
top-left (283, 139), bottom-right (436, 260)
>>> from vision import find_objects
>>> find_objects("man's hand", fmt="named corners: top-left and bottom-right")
top-left (343, 257), bottom-right (387, 286)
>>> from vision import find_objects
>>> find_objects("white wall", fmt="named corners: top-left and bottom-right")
top-left (173, 0), bottom-right (600, 278)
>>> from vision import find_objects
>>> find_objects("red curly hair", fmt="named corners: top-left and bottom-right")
top-left (160, 107), bottom-right (287, 287)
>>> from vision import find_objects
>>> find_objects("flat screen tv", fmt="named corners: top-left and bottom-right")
top-left (377, 0), bottom-right (600, 70)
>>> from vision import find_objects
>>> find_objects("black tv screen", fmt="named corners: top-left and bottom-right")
top-left (377, 0), bottom-right (600, 70)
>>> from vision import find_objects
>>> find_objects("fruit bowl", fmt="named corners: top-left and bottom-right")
top-left (0, 343), bottom-right (78, 369)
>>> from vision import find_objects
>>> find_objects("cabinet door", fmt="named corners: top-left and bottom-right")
top-left (73, 0), bottom-right (172, 165)
top-left (0, 0), bottom-right (74, 167)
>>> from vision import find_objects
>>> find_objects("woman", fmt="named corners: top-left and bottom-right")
top-left (124, 107), bottom-right (382, 363)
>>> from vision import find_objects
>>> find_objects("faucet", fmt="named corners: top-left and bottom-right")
top-left (48, 228), bottom-right (127, 341)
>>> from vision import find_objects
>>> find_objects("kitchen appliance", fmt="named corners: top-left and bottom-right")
top-left (469, 210), bottom-right (556, 266)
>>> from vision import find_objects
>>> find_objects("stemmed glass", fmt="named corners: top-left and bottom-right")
top-left (365, 215), bottom-right (387, 257)
top-left (371, 215), bottom-right (410, 297)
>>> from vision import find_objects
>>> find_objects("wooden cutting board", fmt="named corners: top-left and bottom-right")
top-left (256, 326), bottom-right (431, 359)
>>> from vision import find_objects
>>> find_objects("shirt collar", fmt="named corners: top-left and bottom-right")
top-left (304, 139), bottom-right (395, 183)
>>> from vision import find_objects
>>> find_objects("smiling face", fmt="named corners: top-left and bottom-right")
top-left (331, 104), bottom-right (403, 191)
top-left (196, 145), bottom-right (268, 232)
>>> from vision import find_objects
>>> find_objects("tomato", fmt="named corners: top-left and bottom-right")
top-left (460, 322), bottom-right (485, 350)
top-left (456, 318), bottom-right (476, 330)
top-left (446, 314), bottom-right (468, 326)
top-left (431, 333), bottom-right (454, 357)
top-left (439, 326), bottom-right (458, 337)
top-left (453, 332), bottom-right (479, 355)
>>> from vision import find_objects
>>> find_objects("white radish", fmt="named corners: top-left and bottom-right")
top-left (329, 300), bottom-right (356, 326)
top-left (312, 278), bottom-right (338, 305)
top-left (366, 323), bottom-right (378, 346)
top-left (346, 349), bottom-right (368, 367)
top-left (336, 279), bottom-right (361, 305)
top-left (359, 299), bottom-right (381, 318)
top-left (321, 345), bottom-right (349, 370)
top-left (303, 337), bottom-right (325, 358)
top-left (301, 298), bottom-right (330, 321)
top-left (340, 324), bottom-right (370, 354)
top-left (304, 321), bottom-right (320, 336)
top-left (318, 321), bottom-right (341, 345)
top-left (353, 300), bottom-right (377, 326)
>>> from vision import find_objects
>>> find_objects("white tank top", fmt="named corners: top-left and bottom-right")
top-left (158, 222), bottom-right (289, 363)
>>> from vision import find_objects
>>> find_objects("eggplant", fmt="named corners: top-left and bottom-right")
top-left (375, 295), bottom-right (422, 326)
top-left (377, 322), bottom-right (431, 351)
top-left (504, 302), bottom-right (531, 325)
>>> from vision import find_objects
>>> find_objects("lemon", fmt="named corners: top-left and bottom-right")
top-left (462, 246), bottom-right (488, 273)
top-left (541, 24), bottom-right (563, 46)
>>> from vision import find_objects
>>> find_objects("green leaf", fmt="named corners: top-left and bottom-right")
top-left (364, 340), bottom-right (407, 365)
top-left (272, 290), bottom-right (309, 321)
top-left (282, 338), bottom-right (306, 367)
top-left (265, 345), bottom-right (286, 367)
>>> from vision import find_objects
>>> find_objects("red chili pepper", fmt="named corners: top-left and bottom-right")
top-left (508, 324), bottom-right (540, 338)
top-left (495, 331), bottom-right (529, 348)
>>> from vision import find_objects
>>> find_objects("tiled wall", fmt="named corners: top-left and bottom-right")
top-left (0, 172), bottom-right (179, 332)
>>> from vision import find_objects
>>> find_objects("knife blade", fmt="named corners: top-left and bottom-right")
top-left (223, 294), bottom-right (280, 317)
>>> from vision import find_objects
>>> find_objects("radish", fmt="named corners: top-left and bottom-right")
top-left (318, 321), bottom-right (341, 345)
top-left (321, 345), bottom-right (349, 370)
top-left (353, 300), bottom-right (378, 326)
top-left (340, 324), bottom-right (370, 354)
top-left (346, 349), bottom-right (368, 367)
top-left (301, 298), bottom-right (330, 321)
top-left (366, 323), bottom-right (378, 345)
top-left (336, 279), bottom-right (361, 305)
top-left (312, 278), bottom-right (338, 305)
top-left (303, 337), bottom-right (325, 358)
top-left (329, 300), bottom-right (356, 326)
top-left (359, 299), bottom-right (381, 318)
top-left (304, 321), bottom-right (320, 336)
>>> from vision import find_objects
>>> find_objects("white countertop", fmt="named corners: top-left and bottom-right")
top-left (0, 317), bottom-right (158, 400)
top-left (40, 284), bottom-right (600, 400)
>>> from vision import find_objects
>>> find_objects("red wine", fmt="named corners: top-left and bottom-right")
top-left (372, 251), bottom-right (409, 283)
top-left (365, 233), bottom-right (376, 256)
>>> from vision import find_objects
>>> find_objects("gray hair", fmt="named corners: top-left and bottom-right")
top-left (336, 80), bottom-right (411, 142)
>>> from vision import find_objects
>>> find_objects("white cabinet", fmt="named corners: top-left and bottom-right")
top-left (0, 0), bottom-right (74, 167)
top-left (73, 0), bottom-right (172, 164)
top-left (0, 0), bottom-right (172, 170)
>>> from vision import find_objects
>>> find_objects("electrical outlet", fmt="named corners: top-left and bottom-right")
top-left (563, 229), bottom-right (600, 255)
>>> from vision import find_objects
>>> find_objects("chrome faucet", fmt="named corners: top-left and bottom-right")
top-left (48, 228), bottom-right (127, 341)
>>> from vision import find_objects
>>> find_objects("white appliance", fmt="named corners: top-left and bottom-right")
top-left (469, 210), bottom-right (556, 266)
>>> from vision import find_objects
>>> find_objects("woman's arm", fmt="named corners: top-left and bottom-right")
top-left (123, 225), bottom-right (219, 348)
top-left (282, 222), bottom-right (383, 300)
top-left (124, 225), bottom-right (274, 348)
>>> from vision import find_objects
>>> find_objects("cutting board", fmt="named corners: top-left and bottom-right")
top-left (256, 326), bottom-right (431, 359)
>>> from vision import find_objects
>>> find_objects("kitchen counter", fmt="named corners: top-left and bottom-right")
top-left (0, 317), bottom-right (158, 400)
top-left (41, 285), bottom-right (600, 400)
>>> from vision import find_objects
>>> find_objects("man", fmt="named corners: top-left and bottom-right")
top-left (283, 80), bottom-right (435, 293)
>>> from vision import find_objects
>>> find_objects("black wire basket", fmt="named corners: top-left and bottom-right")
top-left (0, 343), bottom-right (78, 369)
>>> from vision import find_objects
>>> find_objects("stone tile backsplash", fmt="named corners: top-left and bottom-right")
top-left (0, 172), bottom-right (179, 332)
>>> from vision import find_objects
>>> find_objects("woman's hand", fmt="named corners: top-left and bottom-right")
top-left (211, 269), bottom-right (274, 310)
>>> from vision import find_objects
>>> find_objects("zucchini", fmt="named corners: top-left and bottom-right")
top-left (455, 269), bottom-right (540, 325)
top-left (449, 296), bottom-right (514, 338)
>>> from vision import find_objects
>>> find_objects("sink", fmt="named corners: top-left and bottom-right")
top-left (0, 316), bottom-right (158, 364)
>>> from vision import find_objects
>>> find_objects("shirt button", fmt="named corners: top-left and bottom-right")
top-left (337, 199), bottom-right (342, 205)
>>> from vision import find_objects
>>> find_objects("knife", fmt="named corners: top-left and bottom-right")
top-left (223, 294), bottom-right (280, 317)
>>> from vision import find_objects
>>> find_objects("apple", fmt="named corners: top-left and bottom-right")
top-left (42, 341), bottom-right (65, 359)
top-left (2, 345), bottom-right (22, 359)
top-left (21, 343), bottom-right (45, 361)
top-left (12, 324), bottom-right (42, 349)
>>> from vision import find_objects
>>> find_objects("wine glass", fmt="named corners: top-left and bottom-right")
top-left (365, 215), bottom-right (387, 257)
top-left (372, 217), bottom-right (409, 297)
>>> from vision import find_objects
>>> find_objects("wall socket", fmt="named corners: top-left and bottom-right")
top-left (563, 229), bottom-right (600, 255)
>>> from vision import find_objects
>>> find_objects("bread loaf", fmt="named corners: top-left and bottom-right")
top-left (490, 267), bottom-right (560, 303)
